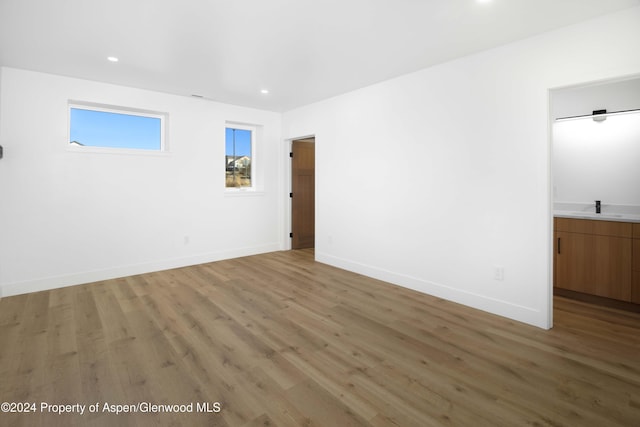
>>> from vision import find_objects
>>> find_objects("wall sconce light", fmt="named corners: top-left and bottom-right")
top-left (592, 109), bottom-right (607, 122)
top-left (556, 108), bottom-right (640, 122)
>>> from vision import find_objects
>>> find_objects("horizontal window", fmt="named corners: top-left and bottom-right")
top-left (69, 102), bottom-right (167, 151)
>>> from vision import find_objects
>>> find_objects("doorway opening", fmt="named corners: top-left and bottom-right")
top-left (550, 75), bottom-right (640, 319)
top-left (290, 137), bottom-right (315, 250)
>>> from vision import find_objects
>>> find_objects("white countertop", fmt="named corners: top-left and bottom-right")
top-left (554, 202), bottom-right (640, 223)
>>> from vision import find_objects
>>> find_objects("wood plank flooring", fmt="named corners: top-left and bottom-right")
top-left (1, 249), bottom-right (639, 426)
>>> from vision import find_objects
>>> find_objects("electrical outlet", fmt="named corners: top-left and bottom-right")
top-left (494, 266), bottom-right (504, 281)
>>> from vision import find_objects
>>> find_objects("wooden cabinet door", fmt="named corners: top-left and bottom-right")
top-left (633, 225), bottom-right (640, 303)
top-left (555, 231), bottom-right (632, 301)
top-left (291, 139), bottom-right (315, 249)
top-left (633, 272), bottom-right (640, 304)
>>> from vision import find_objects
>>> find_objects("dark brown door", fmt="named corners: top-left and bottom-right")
top-left (291, 138), bottom-right (315, 249)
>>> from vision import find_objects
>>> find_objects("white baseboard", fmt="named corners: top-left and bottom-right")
top-left (0, 243), bottom-right (280, 298)
top-left (315, 251), bottom-right (549, 329)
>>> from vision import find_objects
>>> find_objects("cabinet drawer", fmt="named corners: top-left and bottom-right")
top-left (634, 223), bottom-right (640, 239)
top-left (555, 218), bottom-right (632, 238)
top-left (634, 239), bottom-right (640, 272)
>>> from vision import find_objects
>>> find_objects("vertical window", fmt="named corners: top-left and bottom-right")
top-left (225, 125), bottom-right (254, 188)
top-left (69, 102), bottom-right (166, 151)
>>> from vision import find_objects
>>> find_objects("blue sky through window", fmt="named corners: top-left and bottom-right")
top-left (225, 128), bottom-right (251, 157)
top-left (70, 107), bottom-right (162, 150)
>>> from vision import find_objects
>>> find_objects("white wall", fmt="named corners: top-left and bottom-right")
top-left (0, 68), bottom-right (283, 297)
top-left (282, 7), bottom-right (640, 329)
top-left (551, 77), bottom-right (640, 119)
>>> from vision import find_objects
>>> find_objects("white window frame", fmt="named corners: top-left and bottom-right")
top-left (225, 122), bottom-right (258, 193)
top-left (68, 101), bottom-right (168, 154)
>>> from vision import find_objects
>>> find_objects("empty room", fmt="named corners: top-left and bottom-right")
top-left (1, 0), bottom-right (639, 426)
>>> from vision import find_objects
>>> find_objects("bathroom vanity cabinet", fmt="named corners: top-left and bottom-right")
top-left (554, 217), bottom-right (633, 302)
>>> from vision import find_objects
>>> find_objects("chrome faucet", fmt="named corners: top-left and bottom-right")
top-left (595, 200), bottom-right (601, 214)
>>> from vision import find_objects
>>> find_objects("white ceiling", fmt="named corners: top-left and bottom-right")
top-left (1, 0), bottom-right (639, 112)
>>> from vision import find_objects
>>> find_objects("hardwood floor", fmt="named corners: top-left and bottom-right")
top-left (1, 249), bottom-right (639, 426)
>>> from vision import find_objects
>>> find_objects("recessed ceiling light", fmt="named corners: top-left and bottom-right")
top-left (107, 56), bottom-right (119, 62)
top-left (260, 89), bottom-right (269, 94)
top-left (476, 0), bottom-right (492, 3)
